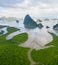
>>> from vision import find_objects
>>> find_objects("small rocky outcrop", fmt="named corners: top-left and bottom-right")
top-left (46, 26), bottom-right (50, 29)
top-left (16, 20), bottom-right (19, 23)
top-left (53, 24), bottom-right (58, 32)
top-left (37, 23), bottom-right (43, 29)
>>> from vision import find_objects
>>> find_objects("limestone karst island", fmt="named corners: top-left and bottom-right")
top-left (0, 0), bottom-right (58, 65)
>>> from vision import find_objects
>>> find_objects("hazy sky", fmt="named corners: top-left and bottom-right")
top-left (0, 0), bottom-right (58, 18)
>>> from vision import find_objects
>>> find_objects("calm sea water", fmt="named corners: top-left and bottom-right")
top-left (0, 20), bottom-right (58, 36)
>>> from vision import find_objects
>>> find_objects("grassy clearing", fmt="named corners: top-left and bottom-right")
top-left (31, 33), bottom-right (58, 65)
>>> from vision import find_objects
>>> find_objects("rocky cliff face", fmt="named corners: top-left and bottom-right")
top-left (23, 15), bottom-right (43, 29)
top-left (23, 15), bottom-right (37, 29)
top-left (16, 20), bottom-right (19, 23)
top-left (53, 24), bottom-right (58, 32)
top-left (37, 23), bottom-right (43, 29)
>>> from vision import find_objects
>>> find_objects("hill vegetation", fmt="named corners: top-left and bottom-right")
top-left (31, 33), bottom-right (58, 65)
top-left (0, 26), bottom-right (29, 65)
top-left (0, 45), bottom-right (30, 65)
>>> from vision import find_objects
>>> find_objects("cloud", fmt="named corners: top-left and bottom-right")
top-left (30, 0), bottom-right (58, 5)
top-left (0, 0), bottom-right (24, 7)
top-left (0, 0), bottom-right (58, 18)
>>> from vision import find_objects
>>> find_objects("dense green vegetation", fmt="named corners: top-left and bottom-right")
top-left (46, 33), bottom-right (58, 47)
top-left (0, 25), bottom-right (58, 65)
top-left (0, 26), bottom-right (30, 65)
top-left (9, 33), bottom-right (28, 44)
top-left (34, 63), bottom-right (43, 65)
top-left (0, 45), bottom-right (30, 65)
top-left (31, 33), bottom-right (58, 65)
top-left (0, 26), bottom-right (28, 45)
top-left (32, 47), bottom-right (58, 65)
top-left (0, 27), bottom-right (19, 45)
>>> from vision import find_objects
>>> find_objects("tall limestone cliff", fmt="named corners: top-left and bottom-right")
top-left (23, 15), bottom-right (37, 29)
top-left (23, 15), bottom-right (43, 29)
